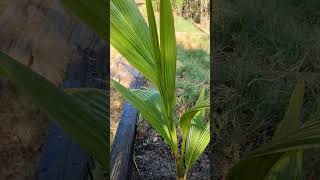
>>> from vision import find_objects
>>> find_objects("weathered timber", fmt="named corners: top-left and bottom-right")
top-left (36, 20), bottom-right (107, 180)
top-left (110, 75), bottom-right (144, 180)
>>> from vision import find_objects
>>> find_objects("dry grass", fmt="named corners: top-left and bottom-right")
top-left (212, 0), bottom-right (320, 178)
top-left (110, 88), bottom-right (125, 145)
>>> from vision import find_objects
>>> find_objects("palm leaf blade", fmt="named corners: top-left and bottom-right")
top-left (0, 52), bottom-right (108, 168)
top-left (110, 0), bottom-right (157, 85)
top-left (60, 0), bottom-right (107, 40)
top-left (227, 81), bottom-right (306, 179)
top-left (185, 114), bottom-right (210, 173)
top-left (110, 79), bottom-right (173, 147)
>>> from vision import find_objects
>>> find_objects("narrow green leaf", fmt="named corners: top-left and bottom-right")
top-left (180, 90), bottom-right (209, 175)
top-left (60, 0), bottom-right (107, 40)
top-left (266, 80), bottom-right (305, 180)
top-left (0, 67), bottom-right (6, 76)
top-left (159, 0), bottom-right (177, 123)
top-left (265, 151), bottom-right (302, 180)
top-left (110, 0), bottom-right (157, 85)
top-left (110, 79), bottom-right (173, 148)
top-left (68, 88), bottom-right (108, 125)
top-left (184, 112), bottom-right (210, 174)
top-left (111, 0), bottom-right (180, 154)
top-left (180, 100), bottom-right (210, 137)
top-left (273, 80), bottom-right (305, 139)
top-left (226, 154), bottom-right (283, 180)
top-left (249, 121), bottom-right (320, 156)
top-left (146, 0), bottom-right (161, 63)
top-left (196, 87), bottom-right (206, 105)
top-left (0, 52), bottom-right (108, 168)
top-left (227, 81), bottom-right (306, 179)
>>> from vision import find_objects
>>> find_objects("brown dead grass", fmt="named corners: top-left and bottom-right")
top-left (110, 46), bottom-right (120, 65)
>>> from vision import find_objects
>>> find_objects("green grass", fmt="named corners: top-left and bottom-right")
top-left (174, 16), bottom-right (201, 32)
top-left (139, 4), bottom-right (203, 33)
top-left (176, 34), bottom-right (210, 114)
top-left (212, 0), bottom-right (320, 178)
top-left (155, 16), bottom-right (201, 33)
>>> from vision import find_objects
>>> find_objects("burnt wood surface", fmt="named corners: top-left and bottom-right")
top-left (110, 76), bottom-right (143, 180)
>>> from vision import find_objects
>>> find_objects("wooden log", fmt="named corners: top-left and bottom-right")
top-left (110, 76), bottom-right (144, 180)
top-left (36, 37), bottom-right (108, 180)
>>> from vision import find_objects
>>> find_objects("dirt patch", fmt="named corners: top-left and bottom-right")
top-left (133, 120), bottom-right (209, 180)
top-left (0, 78), bottom-right (50, 180)
top-left (110, 87), bottom-right (125, 144)
top-left (110, 55), bottom-right (140, 145)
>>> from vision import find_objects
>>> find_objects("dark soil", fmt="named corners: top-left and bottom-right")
top-left (0, 78), bottom-right (50, 180)
top-left (132, 120), bottom-right (209, 180)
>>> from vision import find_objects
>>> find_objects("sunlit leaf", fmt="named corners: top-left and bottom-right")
top-left (180, 88), bottom-right (209, 175)
top-left (110, 0), bottom-right (157, 85)
top-left (184, 112), bottom-right (210, 174)
top-left (180, 99), bottom-right (210, 138)
top-left (110, 79), bottom-right (173, 148)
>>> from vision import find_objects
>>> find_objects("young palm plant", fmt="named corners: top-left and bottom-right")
top-left (110, 0), bottom-right (210, 179)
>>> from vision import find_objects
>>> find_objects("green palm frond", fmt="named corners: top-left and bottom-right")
top-left (110, 0), bottom-right (210, 178)
top-left (110, 0), bottom-right (157, 85)
top-left (227, 81), bottom-right (310, 180)
top-left (0, 52), bottom-right (108, 168)
top-left (69, 88), bottom-right (108, 125)
top-left (180, 88), bottom-right (210, 175)
top-left (111, 0), bottom-right (181, 153)
top-left (265, 81), bottom-right (304, 180)
top-left (180, 100), bottom-right (210, 138)
top-left (184, 112), bottom-right (210, 174)
top-left (0, 0), bottom-right (110, 170)
top-left (273, 81), bottom-right (304, 139)
top-left (265, 150), bottom-right (302, 180)
top-left (60, 0), bottom-right (107, 40)
top-left (111, 79), bottom-right (173, 147)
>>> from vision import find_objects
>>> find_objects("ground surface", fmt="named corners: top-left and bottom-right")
top-left (110, 88), bottom-right (124, 145)
top-left (132, 120), bottom-right (209, 180)
top-left (0, 78), bottom-right (50, 180)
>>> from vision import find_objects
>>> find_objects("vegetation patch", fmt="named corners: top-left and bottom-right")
top-left (213, 0), bottom-right (320, 179)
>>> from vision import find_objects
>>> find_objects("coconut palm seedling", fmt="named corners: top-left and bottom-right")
top-left (0, 0), bottom-right (108, 171)
top-left (110, 0), bottom-right (210, 179)
top-left (225, 80), bottom-right (320, 180)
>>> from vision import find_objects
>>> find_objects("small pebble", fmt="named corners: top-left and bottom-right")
top-left (152, 137), bottom-right (158, 142)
